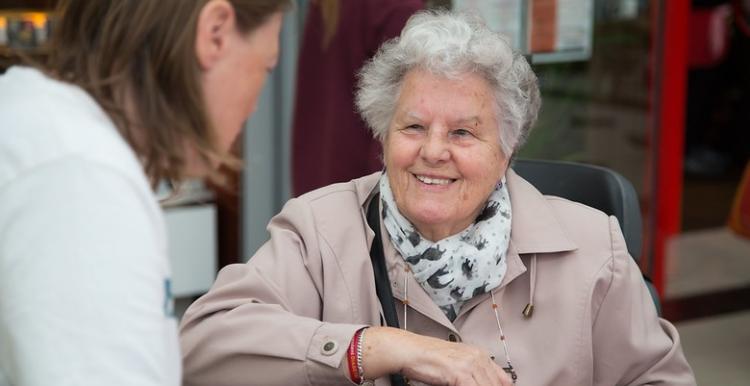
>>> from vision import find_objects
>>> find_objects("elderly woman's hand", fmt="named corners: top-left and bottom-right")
top-left (362, 327), bottom-right (514, 386)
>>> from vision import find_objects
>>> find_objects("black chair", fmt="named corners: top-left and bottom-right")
top-left (512, 159), bottom-right (661, 314)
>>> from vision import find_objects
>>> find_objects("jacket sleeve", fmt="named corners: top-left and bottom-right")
top-left (591, 216), bottom-right (696, 386)
top-left (179, 198), bottom-right (367, 386)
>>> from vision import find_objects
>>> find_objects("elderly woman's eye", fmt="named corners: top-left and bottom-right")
top-left (405, 124), bottom-right (424, 131)
top-left (452, 128), bottom-right (472, 137)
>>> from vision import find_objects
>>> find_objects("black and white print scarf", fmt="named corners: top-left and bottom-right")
top-left (379, 173), bottom-right (512, 321)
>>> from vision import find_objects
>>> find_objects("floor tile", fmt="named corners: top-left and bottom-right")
top-left (676, 311), bottom-right (750, 385)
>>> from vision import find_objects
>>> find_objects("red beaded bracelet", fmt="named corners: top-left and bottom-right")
top-left (347, 329), bottom-right (363, 384)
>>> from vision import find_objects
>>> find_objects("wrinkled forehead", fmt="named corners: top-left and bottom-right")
top-left (392, 69), bottom-right (499, 121)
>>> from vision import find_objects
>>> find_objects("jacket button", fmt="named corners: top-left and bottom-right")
top-left (448, 334), bottom-right (459, 342)
top-left (321, 340), bottom-right (338, 356)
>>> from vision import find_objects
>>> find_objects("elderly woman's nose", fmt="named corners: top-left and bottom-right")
top-left (419, 132), bottom-right (450, 163)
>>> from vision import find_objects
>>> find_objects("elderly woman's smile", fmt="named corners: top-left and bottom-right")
top-left (414, 175), bottom-right (453, 185)
top-left (383, 68), bottom-right (508, 241)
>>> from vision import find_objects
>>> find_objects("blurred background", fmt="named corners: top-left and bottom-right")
top-left (1, 0), bottom-right (748, 384)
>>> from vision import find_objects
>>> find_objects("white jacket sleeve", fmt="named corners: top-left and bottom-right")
top-left (0, 157), bottom-right (180, 386)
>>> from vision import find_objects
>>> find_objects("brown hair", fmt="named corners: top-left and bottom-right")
top-left (47, 0), bottom-right (290, 186)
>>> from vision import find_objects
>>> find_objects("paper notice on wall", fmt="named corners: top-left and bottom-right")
top-left (530, 0), bottom-right (592, 63)
top-left (453, 0), bottom-right (593, 63)
top-left (452, 0), bottom-right (524, 50)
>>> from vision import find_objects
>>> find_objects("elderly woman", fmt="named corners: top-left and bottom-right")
top-left (179, 11), bottom-right (695, 386)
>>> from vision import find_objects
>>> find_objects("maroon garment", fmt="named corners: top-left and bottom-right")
top-left (291, 0), bottom-right (424, 196)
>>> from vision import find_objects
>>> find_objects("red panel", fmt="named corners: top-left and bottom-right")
top-left (650, 0), bottom-right (689, 296)
top-left (529, 0), bottom-right (557, 53)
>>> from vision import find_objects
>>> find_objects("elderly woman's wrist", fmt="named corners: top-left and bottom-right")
top-left (346, 327), bottom-right (371, 384)
top-left (357, 327), bottom-right (412, 380)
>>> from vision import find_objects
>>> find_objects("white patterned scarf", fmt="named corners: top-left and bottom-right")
top-left (379, 173), bottom-right (512, 321)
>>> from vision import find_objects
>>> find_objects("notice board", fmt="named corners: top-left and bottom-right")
top-left (453, 0), bottom-right (594, 63)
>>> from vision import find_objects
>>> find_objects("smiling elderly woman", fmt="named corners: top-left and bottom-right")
top-left (179, 11), bottom-right (696, 386)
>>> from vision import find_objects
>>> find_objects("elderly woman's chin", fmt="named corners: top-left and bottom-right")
top-left (393, 178), bottom-right (492, 241)
top-left (405, 207), bottom-right (466, 240)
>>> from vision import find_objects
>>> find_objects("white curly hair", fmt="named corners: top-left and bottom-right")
top-left (355, 10), bottom-right (541, 158)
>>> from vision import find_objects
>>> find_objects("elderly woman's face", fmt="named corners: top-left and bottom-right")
top-left (383, 69), bottom-right (508, 241)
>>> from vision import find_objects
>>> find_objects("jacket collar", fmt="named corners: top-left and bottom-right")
top-left (505, 168), bottom-right (578, 255)
top-left (357, 171), bottom-right (382, 248)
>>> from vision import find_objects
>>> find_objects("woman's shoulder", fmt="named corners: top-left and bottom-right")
top-left (522, 196), bottom-right (631, 306)
top-left (508, 170), bottom-right (616, 259)
top-left (273, 172), bottom-right (381, 234)
top-left (298, 171), bottom-right (380, 199)
top-left (543, 195), bottom-right (614, 238)
top-left (259, 173), bottom-right (380, 273)
top-left (0, 66), bottom-right (102, 125)
top-left (291, 171), bottom-right (381, 212)
top-left (544, 195), bottom-right (621, 261)
top-left (0, 66), bottom-right (146, 192)
top-left (512, 184), bottom-right (625, 281)
top-left (534, 195), bottom-right (637, 304)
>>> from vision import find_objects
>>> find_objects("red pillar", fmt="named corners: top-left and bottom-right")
top-left (648, 0), bottom-right (689, 296)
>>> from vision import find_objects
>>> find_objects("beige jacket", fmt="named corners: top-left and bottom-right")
top-left (180, 170), bottom-right (695, 386)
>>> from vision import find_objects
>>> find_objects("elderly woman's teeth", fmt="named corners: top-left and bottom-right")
top-left (416, 175), bottom-right (452, 185)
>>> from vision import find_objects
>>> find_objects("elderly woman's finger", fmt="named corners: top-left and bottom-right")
top-left (471, 365), bottom-right (497, 386)
top-left (493, 362), bottom-right (515, 386)
top-left (478, 356), bottom-right (513, 386)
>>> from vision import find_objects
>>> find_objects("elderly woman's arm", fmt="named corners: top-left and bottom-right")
top-left (179, 198), bottom-right (367, 386)
top-left (179, 197), bottom-right (513, 386)
top-left (590, 217), bottom-right (696, 386)
top-left (363, 327), bottom-right (514, 386)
